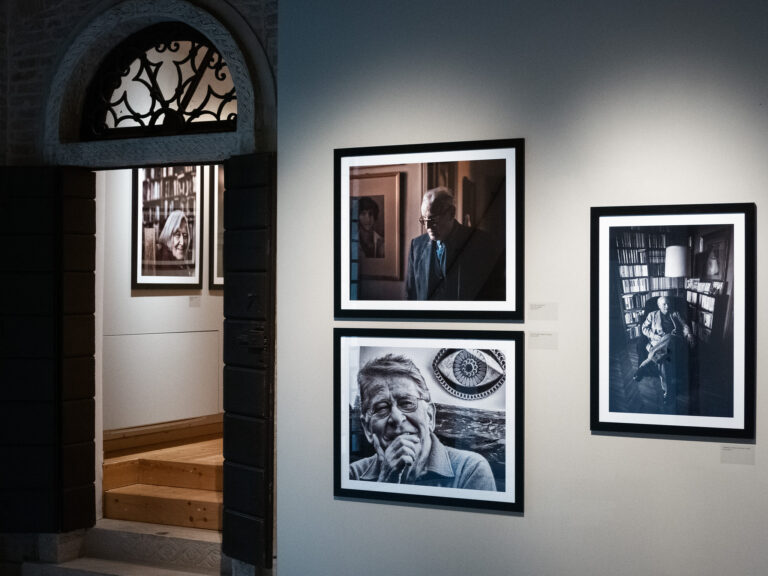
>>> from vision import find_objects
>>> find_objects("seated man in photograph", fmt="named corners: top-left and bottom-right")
top-left (350, 353), bottom-right (496, 491)
top-left (405, 187), bottom-right (504, 301)
top-left (635, 296), bottom-right (695, 404)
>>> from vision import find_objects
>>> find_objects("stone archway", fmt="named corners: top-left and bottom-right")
top-left (42, 0), bottom-right (276, 167)
top-left (37, 1), bottom-right (277, 572)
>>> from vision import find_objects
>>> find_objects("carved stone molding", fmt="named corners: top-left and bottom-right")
top-left (43, 0), bottom-right (274, 167)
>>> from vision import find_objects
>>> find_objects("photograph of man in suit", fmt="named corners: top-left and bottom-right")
top-left (405, 187), bottom-right (504, 301)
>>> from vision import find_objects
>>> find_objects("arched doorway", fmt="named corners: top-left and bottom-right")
top-left (39, 0), bottom-right (276, 572)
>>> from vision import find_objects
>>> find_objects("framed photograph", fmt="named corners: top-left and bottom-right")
top-left (590, 203), bottom-right (756, 438)
top-left (209, 164), bottom-right (225, 289)
top-left (334, 139), bottom-right (524, 321)
top-left (132, 165), bottom-right (203, 288)
top-left (350, 172), bottom-right (401, 280)
top-left (334, 328), bottom-right (524, 513)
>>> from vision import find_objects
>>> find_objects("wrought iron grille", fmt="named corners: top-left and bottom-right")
top-left (81, 22), bottom-right (237, 140)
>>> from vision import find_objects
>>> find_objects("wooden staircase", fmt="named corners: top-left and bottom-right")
top-left (103, 439), bottom-right (223, 531)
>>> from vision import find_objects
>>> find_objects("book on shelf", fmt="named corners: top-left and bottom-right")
top-left (700, 294), bottom-right (716, 312)
top-left (649, 276), bottom-right (684, 291)
top-left (615, 231), bottom-right (668, 249)
top-left (618, 264), bottom-right (649, 278)
top-left (621, 277), bottom-right (649, 293)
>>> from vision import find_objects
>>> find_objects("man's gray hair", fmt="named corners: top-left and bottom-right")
top-left (421, 187), bottom-right (455, 215)
top-left (357, 354), bottom-right (431, 413)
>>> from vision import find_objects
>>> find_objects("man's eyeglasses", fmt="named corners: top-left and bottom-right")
top-left (418, 214), bottom-right (444, 227)
top-left (367, 395), bottom-right (426, 419)
top-left (172, 231), bottom-right (190, 242)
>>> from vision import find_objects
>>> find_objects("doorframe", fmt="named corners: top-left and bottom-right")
top-left (41, 0), bottom-right (277, 569)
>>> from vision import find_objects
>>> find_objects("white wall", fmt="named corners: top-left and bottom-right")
top-left (276, 2), bottom-right (768, 575)
top-left (98, 169), bottom-right (224, 430)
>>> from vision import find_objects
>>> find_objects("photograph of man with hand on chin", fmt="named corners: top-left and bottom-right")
top-left (336, 329), bottom-right (523, 511)
top-left (350, 354), bottom-right (497, 490)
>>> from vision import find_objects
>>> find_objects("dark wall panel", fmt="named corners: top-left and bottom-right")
top-left (0, 361), bottom-right (56, 403)
top-left (223, 462), bottom-right (265, 517)
top-left (222, 510), bottom-right (265, 567)
top-left (224, 273), bottom-right (268, 320)
top-left (62, 235), bottom-right (95, 271)
top-left (224, 321), bottom-right (267, 369)
top-left (61, 356), bottom-right (95, 401)
top-left (0, 235), bottom-right (57, 272)
top-left (62, 315), bottom-right (95, 357)
top-left (5, 197), bottom-right (56, 235)
top-left (0, 491), bottom-right (57, 532)
top-left (0, 316), bottom-right (56, 357)
top-left (62, 399), bottom-right (95, 445)
top-left (0, 402), bottom-right (57, 445)
top-left (224, 186), bottom-right (269, 229)
top-left (60, 485), bottom-right (95, 532)
top-left (222, 153), bottom-right (275, 570)
top-left (224, 230), bottom-right (268, 271)
top-left (223, 414), bottom-right (266, 468)
top-left (0, 446), bottom-right (57, 489)
top-left (0, 166), bottom-right (96, 533)
top-left (225, 154), bottom-right (272, 188)
top-left (62, 197), bottom-right (95, 234)
top-left (62, 272), bottom-right (95, 314)
top-left (61, 442), bottom-right (95, 488)
top-left (224, 367), bottom-right (267, 418)
top-left (0, 273), bottom-right (57, 315)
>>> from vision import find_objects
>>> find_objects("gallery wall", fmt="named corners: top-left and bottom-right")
top-left (275, 2), bottom-right (768, 575)
top-left (96, 169), bottom-right (224, 430)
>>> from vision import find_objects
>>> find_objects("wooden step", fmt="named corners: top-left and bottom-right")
top-left (104, 459), bottom-right (222, 491)
top-left (104, 485), bottom-right (222, 531)
top-left (103, 438), bottom-right (223, 491)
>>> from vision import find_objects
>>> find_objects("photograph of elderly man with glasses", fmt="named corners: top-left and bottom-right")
top-left (405, 187), bottom-right (504, 301)
top-left (349, 353), bottom-right (496, 490)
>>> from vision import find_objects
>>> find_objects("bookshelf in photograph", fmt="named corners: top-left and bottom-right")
top-left (685, 279), bottom-right (728, 344)
top-left (615, 230), bottom-right (684, 340)
top-left (141, 165), bottom-right (197, 233)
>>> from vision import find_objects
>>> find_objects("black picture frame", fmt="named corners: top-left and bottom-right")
top-left (209, 164), bottom-right (225, 289)
top-left (334, 328), bottom-right (524, 513)
top-left (132, 165), bottom-right (203, 289)
top-left (590, 203), bottom-right (756, 438)
top-left (334, 139), bottom-right (524, 321)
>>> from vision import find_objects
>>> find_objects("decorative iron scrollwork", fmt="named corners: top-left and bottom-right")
top-left (81, 22), bottom-right (237, 140)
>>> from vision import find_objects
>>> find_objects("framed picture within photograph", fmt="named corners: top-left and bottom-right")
top-left (590, 203), bottom-right (756, 438)
top-left (334, 139), bottom-right (524, 321)
top-left (132, 165), bottom-right (203, 288)
top-left (209, 164), bottom-right (225, 289)
top-left (334, 328), bottom-right (524, 513)
top-left (350, 172), bottom-right (401, 280)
